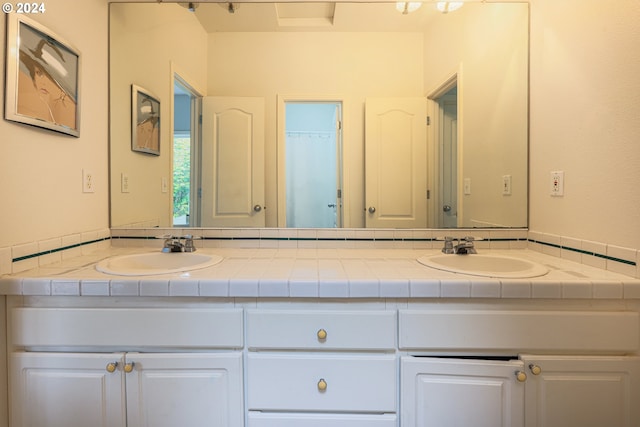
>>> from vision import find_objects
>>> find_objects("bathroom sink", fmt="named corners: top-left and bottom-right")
top-left (96, 252), bottom-right (223, 276)
top-left (417, 254), bottom-right (548, 278)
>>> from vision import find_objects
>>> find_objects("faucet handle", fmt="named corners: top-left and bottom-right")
top-left (182, 235), bottom-right (200, 252)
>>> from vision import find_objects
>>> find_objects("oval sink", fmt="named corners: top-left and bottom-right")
top-left (96, 252), bottom-right (223, 276)
top-left (417, 254), bottom-right (548, 278)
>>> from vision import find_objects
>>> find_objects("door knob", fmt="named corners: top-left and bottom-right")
top-left (317, 378), bottom-right (327, 391)
top-left (515, 371), bottom-right (527, 382)
top-left (529, 364), bottom-right (542, 375)
top-left (253, 205), bottom-right (262, 212)
top-left (443, 205), bottom-right (452, 212)
top-left (368, 206), bottom-right (376, 214)
top-left (124, 362), bottom-right (135, 373)
top-left (106, 362), bottom-right (118, 373)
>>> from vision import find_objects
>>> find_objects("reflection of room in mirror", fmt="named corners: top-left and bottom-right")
top-left (109, 2), bottom-right (528, 229)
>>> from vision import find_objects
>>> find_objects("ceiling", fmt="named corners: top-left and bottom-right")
top-left (187, 2), bottom-right (444, 33)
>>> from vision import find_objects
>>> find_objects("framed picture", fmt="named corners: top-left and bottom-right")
top-left (4, 14), bottom-right (80, 137)
top-left (131, 84), bottom-right (160, 155)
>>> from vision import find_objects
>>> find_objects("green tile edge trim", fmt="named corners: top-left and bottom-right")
top-left (11, 237), bottom-right (111, 263)
top-left (528, 239), bottom-right (636, 266)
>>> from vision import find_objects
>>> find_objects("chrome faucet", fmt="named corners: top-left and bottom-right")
top-left (441, 236), bottom-right (477, 254)
top-left (454, 236), bottom-right (477, 254)
top-left (161, 235), bottom-right (197, 253)
top-left (442, 236), bottom-right (456, 254)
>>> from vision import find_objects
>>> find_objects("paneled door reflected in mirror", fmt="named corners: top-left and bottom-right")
top-left (284, 102), bottom-right (343, 228)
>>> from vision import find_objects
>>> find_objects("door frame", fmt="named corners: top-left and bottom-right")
top-left (276, 94), bottom-right (348, 228)
top-left (170, 62), bottom-right (204, 227)
top-left (427, 67), bottom-right (463, 228)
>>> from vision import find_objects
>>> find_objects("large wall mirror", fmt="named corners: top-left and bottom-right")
top-left (109, 1), bottom-right (528, 229)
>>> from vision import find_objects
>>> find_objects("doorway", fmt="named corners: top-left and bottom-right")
top-left (173, 76), bottom-right (201, 227)
top-left (438, 86), bottom-right (458, 228)
top-left (282, 101), bottom-right (343, 228)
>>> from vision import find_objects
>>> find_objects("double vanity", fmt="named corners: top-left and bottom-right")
top-left (2, 241), bottom-right (639, 426)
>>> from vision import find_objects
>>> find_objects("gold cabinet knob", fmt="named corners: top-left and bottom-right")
top-left (515, 371), bottom-right (527, 382)
top-left (317, 378), bottom-right (327, 391)
top-left (529, 364), bottom-right (542, 375)
top-left (124, 362), bottom-right (135, 373)
top-left (317, 329), bottom-right (327, 341)
top-left (106, 362), bottom-right (118, 373)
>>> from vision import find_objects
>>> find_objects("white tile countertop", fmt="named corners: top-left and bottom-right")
top-left (1, 247), bottom-right (639, 299)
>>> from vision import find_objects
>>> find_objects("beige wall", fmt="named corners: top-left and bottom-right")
top-left (110, 3), bottom-right (208, 227)
top-left (529, 0), bottom-right (640, 249)
top-left (423, 3), bottom-right (529, 227)
top-left (1, 0), bottom-right (638, 252)
top-left (0, 0), bottom-right (109, 248)
top-left (207, 31), bottom-right (424, 227)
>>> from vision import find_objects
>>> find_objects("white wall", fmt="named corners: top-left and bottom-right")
top-left (110, 3), bottom-right (208, 227)
top-left (529, 0), bottom-right (640, 250)
top-left (0, 0), bottom-right (109, 248)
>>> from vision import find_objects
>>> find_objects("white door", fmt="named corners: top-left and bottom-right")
top-left (125, 353), bottom-right (244, 427)
top-left (201, 97), bottom-right (265, 227)
top-left (401, 357), bottom-right (525, 427)
top-left (365, 98), bottom-right (427, 228)
top-left (521, 355), bottom-right (640, 427)
top-left (10, 352), bottom-right (126, 427)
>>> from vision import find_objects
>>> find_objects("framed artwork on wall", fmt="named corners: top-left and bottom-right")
top-left (4, 13), bottom-right (81, 137)
top-left (131, 84), bottom-right (160, 155)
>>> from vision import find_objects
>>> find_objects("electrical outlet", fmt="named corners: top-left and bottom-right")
top-left (121, 173), bottom-right (130, 193)
top-left (502, 175), bottom-right (512, 195)
top-left (550, 171), bottom-right (564, 196)
top-left (82, 169), bottom-right (95, 193)
top-left (161, 177), bottom-right (168, 193)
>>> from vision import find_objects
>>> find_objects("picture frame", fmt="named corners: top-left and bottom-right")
top-left (4, 13), bottom-right (81, 137)
top-left (131, 84), bottom-right (161, 155)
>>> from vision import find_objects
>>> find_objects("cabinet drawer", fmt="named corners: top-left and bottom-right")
top-left (399, 310), bottom-right (639, 352)
top-left (248, 412), bottom-right (397, 426)
top-left (247, 309), bottom-right (396, 350)
top-left (12, 308), bottom-right (243, 349)
top-left (248, 354), bottom-right (397, 413)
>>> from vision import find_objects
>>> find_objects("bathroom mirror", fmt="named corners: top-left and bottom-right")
top-left (109, 1), bottom-right (528, 229)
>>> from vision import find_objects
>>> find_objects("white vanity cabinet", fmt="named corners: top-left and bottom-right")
top-left (246, 309), bottom-right (398, 427)
top-left (11, 352), bottom-right (242, 427)
top-left (8, 305), bottom-right (244, 427)
top-left (521, 355), bottom-right (640, 427)
top-left (401, 356), bottom-right (525, 427)
top-left (399, 308), bottom-right (640, 427)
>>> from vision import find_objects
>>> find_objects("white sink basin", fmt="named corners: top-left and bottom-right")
top-left (417, 254), bottom-right (548, 278)
top-left (96, 252), bottom-right (223, 276)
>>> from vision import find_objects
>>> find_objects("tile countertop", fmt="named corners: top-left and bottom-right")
top-left (1, 247), bottom-right (639, 299)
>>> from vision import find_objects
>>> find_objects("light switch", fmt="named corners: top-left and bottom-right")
top-left (464, 178), bottom-right (471, 195)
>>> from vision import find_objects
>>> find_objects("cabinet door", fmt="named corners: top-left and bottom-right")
top-left (401, 357), bottom-right (525, 427)
top-left (10, 352), bottom-right (126, 427)
top-left (125, 353), bottom-right (243, 427)
top-left (521, 355), bottom-right (640, 427)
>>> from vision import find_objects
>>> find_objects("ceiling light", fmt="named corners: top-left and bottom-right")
top-left (396, 2), bottom-right (422, 15)
top-left (437, 2), bottom-right (464, 13)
